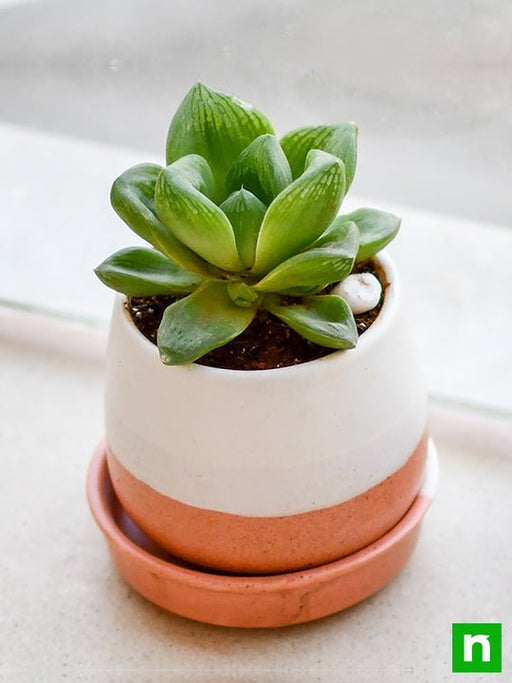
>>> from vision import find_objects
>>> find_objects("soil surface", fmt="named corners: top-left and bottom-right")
top-left (127, 260), bottom-right (388, 370)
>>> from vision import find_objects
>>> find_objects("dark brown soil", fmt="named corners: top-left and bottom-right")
top-left (127, 259), bottom-right (388, 370)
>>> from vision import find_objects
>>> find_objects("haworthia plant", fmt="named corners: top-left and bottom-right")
top-left (96, 82), bottom-right (401, 365)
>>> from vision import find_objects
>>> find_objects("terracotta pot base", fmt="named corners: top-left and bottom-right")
top-left (87, 440), bottom-right (438, 628)
top-left (106, 431), bottom-right (429, 574)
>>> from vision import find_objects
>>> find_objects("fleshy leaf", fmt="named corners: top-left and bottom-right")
top-left (220, 189), bottom-right (266, 269)
top-left (157, 281), bottom-right (257, 364)
top-left (155, 155), bottom-right (244, 272)
top-left (227, 281), bottom-right (261, 308)
top-left (266, 295), bottom-right (357, 349)
top-left (280, 123), bottom-right (358, 190)
top-left (226, 134), bottom-right (292, 205)
top-left (166, 82), bottom-right (274, 201)
top-left (94, 247), bottom-right (203, 296)
top-left (255, 219), bottom-right (359, 294)
top-left (110, 164), bottom-right (210, 275)
top-left (340, 208), bottom-right (401, 261)
top-left (252, 149), bottom-right (345, 275)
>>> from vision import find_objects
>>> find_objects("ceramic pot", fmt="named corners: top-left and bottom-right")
top-left (104, 252), bottom-right (428, 575)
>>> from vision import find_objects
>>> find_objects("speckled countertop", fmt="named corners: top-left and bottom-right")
top-left (0, 307), bottom-right (511, 682)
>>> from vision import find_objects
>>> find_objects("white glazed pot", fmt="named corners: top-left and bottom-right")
top-left (104, 252), bottom-right (428, 574)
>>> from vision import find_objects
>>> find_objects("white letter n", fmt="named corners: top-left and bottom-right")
top-left (464, 634), bottom-right (491, 662)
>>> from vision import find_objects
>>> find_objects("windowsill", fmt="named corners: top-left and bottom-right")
top-left (1, 305), bottom-right (511, 679)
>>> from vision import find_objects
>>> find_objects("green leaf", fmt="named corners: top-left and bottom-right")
top-left (266, 295), bottom-right (357, 349)
top-left (227, 281), bottom-right (261, 308)
top-left (94, 247), bottom-right (203, 296)
top-left (157, 281), bottom-right (257, 364)
top-left (280, 123), bottom-right (358, 190)
top-left (166, 82), bottom-right (274, 201)
top-left (252, 149), bottom-right (345, 275)
top-left (110, 163), bottom-right (210, 276)
top-left (226, 134), bottom-right (292, 205)
top-left (340, 208), bottom-right (401, 261)
top-left (255, 219), bottom-right (359, 294)
top-left (220, 189), bottom-right (266, 269)
top-left (155, 155), bottom-right (244, 272)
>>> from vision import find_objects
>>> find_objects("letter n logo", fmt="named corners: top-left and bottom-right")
top-left (452, 623), bottom-right (502, 673)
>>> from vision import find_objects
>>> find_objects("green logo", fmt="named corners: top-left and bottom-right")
top-left (452, 623), bottom-right (502, 673)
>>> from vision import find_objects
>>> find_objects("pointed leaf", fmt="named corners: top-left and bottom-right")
top-left (280, 123), bottom-right (358, 190)
top-left (110, 163), bottom-right (210, 275)
top-left (341, 208), bottom-right (401, 261)
top-left (155, 155), bottom-right (244, 272)
top-left (220, 189), bottom-right (266, 269)
top-left (252, 149), bottom-right (345, 275)
top-left (94, 247), bottom-right (203, 296)
top-left (255, 219), bottom-right (359, 294)
top-left (157, 281), bottom-right (257, 364)
top-left (226, 134), bottom-right (292, 205)
top-left (166, 82), bottom-right (274, 201)
top-left (266, 295), bottom-right (357, 349)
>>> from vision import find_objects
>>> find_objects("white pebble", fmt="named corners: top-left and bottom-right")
top-left (332, 273), bottom-right (382, 314)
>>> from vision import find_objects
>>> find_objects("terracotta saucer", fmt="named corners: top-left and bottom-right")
top-left (87, 441), bottom-right (438, 628)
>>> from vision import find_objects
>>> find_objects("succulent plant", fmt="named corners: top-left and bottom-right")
top-left (95, 82), bottom-right (400, 365)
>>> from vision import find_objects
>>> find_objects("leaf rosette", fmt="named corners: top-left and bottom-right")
top-left (96, 82), bottom-right (401, 364)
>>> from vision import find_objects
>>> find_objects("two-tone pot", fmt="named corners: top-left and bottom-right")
top-left (104, 252), bottom-right (428, 575)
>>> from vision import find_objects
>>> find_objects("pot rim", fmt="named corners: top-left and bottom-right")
top-left (112, 250), bottom-right (399, 377)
